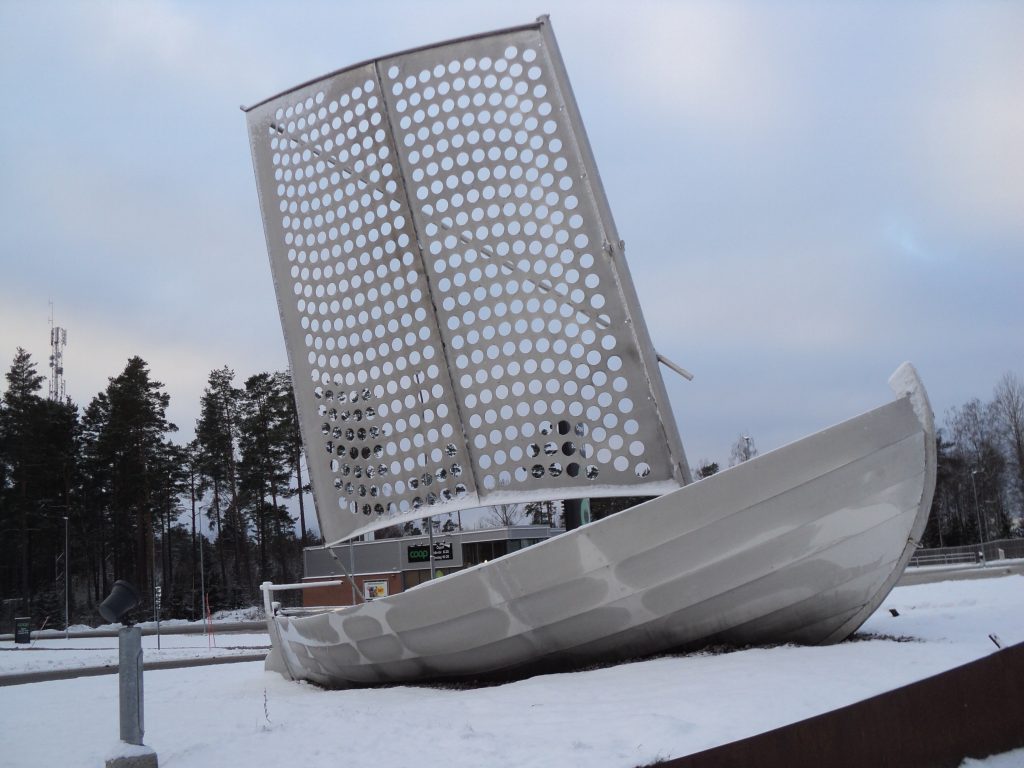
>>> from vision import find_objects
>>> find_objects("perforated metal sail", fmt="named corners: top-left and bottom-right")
top-left (245, 17), bottom-right (690, 545)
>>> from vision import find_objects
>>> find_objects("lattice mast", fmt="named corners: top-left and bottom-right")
top-left (48, 303), bottom-right (67, 403)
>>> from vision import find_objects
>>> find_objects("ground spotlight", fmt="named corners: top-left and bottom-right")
top-left (98, 580), bottom-right (141, 625)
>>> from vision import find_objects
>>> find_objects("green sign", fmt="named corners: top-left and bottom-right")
top-left (407, 542), bottom-right (454, 564)
top-left (408, 544), bottom-right (431, 562)
top-left (14, 617), bottom-right (31, 644)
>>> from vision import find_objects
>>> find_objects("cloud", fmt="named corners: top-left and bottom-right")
top-left (68, 1), bottom-right (274, 100)
top-left (910, 6), bottom-right (1024, 243)
top-left (615, 3), bottom-right (792, 132)
top-left (2, 0), bottom-right (1023, 474)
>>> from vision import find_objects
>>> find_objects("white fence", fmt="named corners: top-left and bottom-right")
top-left (909, 538), bottom-right (1024, 567)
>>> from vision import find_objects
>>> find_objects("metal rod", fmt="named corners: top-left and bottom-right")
top-left (327, 545), bottom-right (367, 602)
top-left (439, 222), bottom-right (613, 330)
top-left (656, 353), bottom-right (695, 382)
top-left (260, 579), bottom-right (344, 592)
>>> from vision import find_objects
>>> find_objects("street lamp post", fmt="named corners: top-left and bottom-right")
top-left (970, 469), bottom-right (986, 565)
top-left (63, 515), bottom-right (69, 638)
top-left (199, 530), bottom-right (207, 638)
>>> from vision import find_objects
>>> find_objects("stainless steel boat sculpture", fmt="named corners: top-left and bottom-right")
top-left (244, 17), bottom-right (936, 687)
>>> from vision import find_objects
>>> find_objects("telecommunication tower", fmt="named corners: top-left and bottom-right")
top-left (48, 305), bottom-right (67, 403)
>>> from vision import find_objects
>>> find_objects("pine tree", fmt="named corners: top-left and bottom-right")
top-left (93, 357), bottom-right (177, 604)
top-left (238, 372), bottom-right (295, 585)
top-left (696, 461), bottom-right (720, 479)
top-left (279, 370), bottom-right (311, 548)
top-left (0, 349), bottom-right (47, 605)
top-left (78, 392), bottom-right (113, 602)
top-left (0, 348), bottom-right (77, 620)
top-left (183, 440), bottom-right (208, 619)
top-left (195, 366), bottom-right (251, 605)
top-left (151, 440), bottom-right (187, 612)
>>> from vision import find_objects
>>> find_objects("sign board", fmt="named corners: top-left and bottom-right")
top-left (365, 580), bottom-right (389, 600)
top-left (406, 541), bottom-right (455, 566)
top-left (14, 616), bottom-right (31, 644)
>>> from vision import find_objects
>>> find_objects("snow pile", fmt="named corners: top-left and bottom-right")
top-left (1, 574), bottom-right (1021, 768)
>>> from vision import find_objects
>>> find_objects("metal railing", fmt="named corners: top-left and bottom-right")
top-left (909, 538), bottom-right (1024, 567)
top-left (259, 580), bottom-right (343, 619)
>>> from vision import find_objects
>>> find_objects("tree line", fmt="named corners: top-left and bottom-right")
top-left (921, 373), bottom-right (1024, 547)
top-left (0, 349), bottom-right (317, 627)
top-left (3, 344), bottom-right (1022, 627)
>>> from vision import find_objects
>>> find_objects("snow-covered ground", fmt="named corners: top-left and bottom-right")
top-left (0, 631), bottom-right (270, 674)
top-left (964, 750), bottom-right (1024, 768)
top-left (0, 606), bottom-right (270, 674)
top-left (1, 574), bottom-right (1022, 768)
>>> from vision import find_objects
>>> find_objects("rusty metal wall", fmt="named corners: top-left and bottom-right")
top-left (659, 641), bottom-right (1024, 768)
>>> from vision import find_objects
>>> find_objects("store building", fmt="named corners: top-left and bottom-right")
top-left (300, 524), bottom-right (564, 607)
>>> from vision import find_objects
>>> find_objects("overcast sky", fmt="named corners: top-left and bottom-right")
top-left (1, 0), bottom-right (1021, 469)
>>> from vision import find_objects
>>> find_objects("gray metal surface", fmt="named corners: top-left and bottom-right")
top-left (118, 627), bottom-right (144, 745)
top-left (245, 18), bottom-right (686, 545)
top-left (266, 365), bottom-right (937, 687)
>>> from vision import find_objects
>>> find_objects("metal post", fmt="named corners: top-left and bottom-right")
top-left (349, 543), bottom-right (359, 603)
top-left (427, 518), bottom-right (436, 580)
top-left (327, 545), bottom-right (366, 603)
top-left (154, 586), bottom-right (162, 650)
top-left (63, 515), bottom-right (69, 639)
top-left (261, 580), bottom-right (274, 619)
top-left (199, 532), bottom-right (206, 638)
top-left (118, 626), bottom-right (145, 745)
top-left (971, 469), bottom-right (986, 565)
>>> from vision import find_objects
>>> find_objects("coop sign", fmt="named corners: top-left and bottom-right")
top-left (407, 542), bottom-right (454, 564)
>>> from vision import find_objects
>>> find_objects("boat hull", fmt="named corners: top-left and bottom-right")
top-left (266, 365), bottom-right (936, 687)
